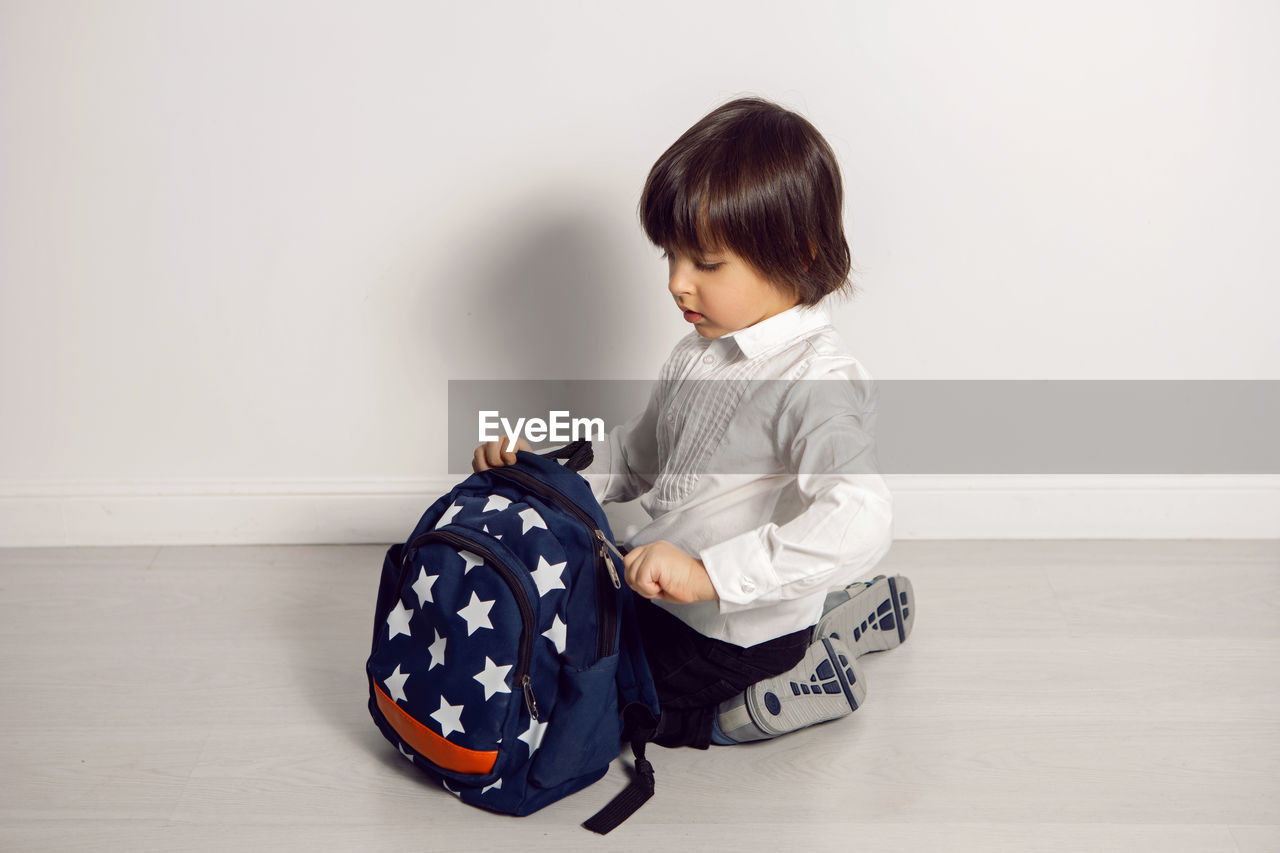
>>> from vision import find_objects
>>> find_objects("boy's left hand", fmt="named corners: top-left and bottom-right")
top-left (622, 540), bottom-right (718, 604)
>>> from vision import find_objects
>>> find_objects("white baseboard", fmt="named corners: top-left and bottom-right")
top-left (0, 478), bottom-right (453, 548)
top-left (1, 475), bottom-right (1277, 547)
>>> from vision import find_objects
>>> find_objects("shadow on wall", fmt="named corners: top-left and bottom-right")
top-left (421, 194), bottom-right (652, 381)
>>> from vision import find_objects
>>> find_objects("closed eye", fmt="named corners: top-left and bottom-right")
top-left (661, 249), bottom-right (722, 272)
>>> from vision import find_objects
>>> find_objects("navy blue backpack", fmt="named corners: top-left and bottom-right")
top-left (366, 441), bottom-right (661, 833)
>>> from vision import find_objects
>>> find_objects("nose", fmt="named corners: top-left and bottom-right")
top-left (668, 261), bottom-right (694, 300)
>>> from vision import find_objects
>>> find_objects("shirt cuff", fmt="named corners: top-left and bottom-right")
top-left (699, 527), bottom-right (779, 612)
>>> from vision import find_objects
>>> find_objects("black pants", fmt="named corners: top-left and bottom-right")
top-left (634, 596), bottom-right (810, 749)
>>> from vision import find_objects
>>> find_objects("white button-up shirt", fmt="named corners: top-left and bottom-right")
top-left (580, 300), bottom-right (894, 647)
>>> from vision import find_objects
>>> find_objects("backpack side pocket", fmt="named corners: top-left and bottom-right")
top-left (528, 652), bottom-right (622, 789)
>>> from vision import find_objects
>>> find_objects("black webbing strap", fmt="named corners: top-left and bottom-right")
top-left (538, 439), bottom-right (595, 472)
top-left (582, 705), bottom-right (658, 834)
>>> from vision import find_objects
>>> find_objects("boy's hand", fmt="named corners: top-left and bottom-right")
top-left (623, 540), bottom-right (719, 604)
top-left (473, 437), bottom-right (533, 472)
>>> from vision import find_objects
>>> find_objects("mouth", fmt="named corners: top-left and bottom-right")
top-left (682, 309), bottom-right (703, 323)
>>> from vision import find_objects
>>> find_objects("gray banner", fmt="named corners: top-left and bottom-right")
top-left (448, 380), bottom-right (1280, 476)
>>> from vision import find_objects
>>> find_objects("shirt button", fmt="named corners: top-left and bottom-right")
top-left (667, 412), bottom-right (675, 423)
top-left (702, 354), bottom-right (714, 365)
top-left (740, 578), bottom-right (756, 594)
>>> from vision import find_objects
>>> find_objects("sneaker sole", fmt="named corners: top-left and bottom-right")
top-left (813, 575), bottom-right (915, 655)
top-left (744, 636), bottom-right (866, 738)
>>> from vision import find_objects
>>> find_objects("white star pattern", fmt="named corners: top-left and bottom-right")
top-left (459, 550), bottom-right (484, 574)
top-left (384, 664), bottom-right (410, 703)
top-left (529, 555), bottom-right (567, 597)
top-left (473, 656), bottom-right (513, 701)
top-left (481, 778), bottom-right (503, 794)
top-left (519, 717), bottom-right (549, 753)
top-left (427, 628), bottom-right (447, 670)
top-left (386, 600), bottom-right (413, 640)
top-left (483, 494), bottom-right (511, 513)
top-left (518, 507), bottom-right (547, 534)
top-left (542, 614), bottom-right (568, 654)
top-left (411, 568), bottom-right (437, 606)
top-left (398, 742), bottom-right (414, 762)
top-left (442, 780), bottom-right (461, 798)
top-left (431, 696), bottom-right (466, 739)
top-left (457, 592), bottom-right (495, 636)
top-left (435, 502), bottom-right (463, 528)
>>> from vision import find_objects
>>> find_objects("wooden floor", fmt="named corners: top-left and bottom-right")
top-left (1, 540), bottom-right (1277, 852)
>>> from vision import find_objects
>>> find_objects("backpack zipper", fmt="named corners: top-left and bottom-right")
top-left (400, 527), bottom-right (541, 721)
top-left (488, 466), bottom-right (621, 661)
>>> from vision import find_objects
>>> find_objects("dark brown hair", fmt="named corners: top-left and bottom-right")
top-left (640, 96), bottom-right (853, 305)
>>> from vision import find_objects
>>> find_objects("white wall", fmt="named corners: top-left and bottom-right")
top-left (2, 0), bottom-right (1277, 545)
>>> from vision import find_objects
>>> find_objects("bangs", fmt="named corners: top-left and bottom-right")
top-left (639, 153), bottom-right (725, 260)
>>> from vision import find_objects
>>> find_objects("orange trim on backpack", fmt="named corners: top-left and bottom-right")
top-left (373, 681), bottom-right (498, 775)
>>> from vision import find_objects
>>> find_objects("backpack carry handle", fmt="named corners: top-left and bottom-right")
top-left (536, 439), bottom-right (595, 472)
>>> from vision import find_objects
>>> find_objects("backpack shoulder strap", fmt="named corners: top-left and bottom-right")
top-left (582, 703), bottom-right (659, 835)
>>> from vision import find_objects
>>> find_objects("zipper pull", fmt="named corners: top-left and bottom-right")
top-left (599, 530), bottom-right (627, 565)
top-left (522, 674), bottom-right (540, 721)
top-left (596, 531), bottom-right (623, 589)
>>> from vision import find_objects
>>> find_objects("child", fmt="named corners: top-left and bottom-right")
top-left (475, 96), bottom-right (913, 749)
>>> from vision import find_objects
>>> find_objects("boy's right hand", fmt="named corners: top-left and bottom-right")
top-left (472, 437), bottom-right (533, 472)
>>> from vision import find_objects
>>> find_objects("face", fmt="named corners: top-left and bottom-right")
top-left (665, 246), bottom-right (799, 339)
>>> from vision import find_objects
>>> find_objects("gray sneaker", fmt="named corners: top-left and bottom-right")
top-left (813, 574), bottom-right (915, 654)
top-left (716, 636), bottom-right (866, 742)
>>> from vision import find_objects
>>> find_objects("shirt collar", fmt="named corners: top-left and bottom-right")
top-left (719, 300), bottom-right (833, 359)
